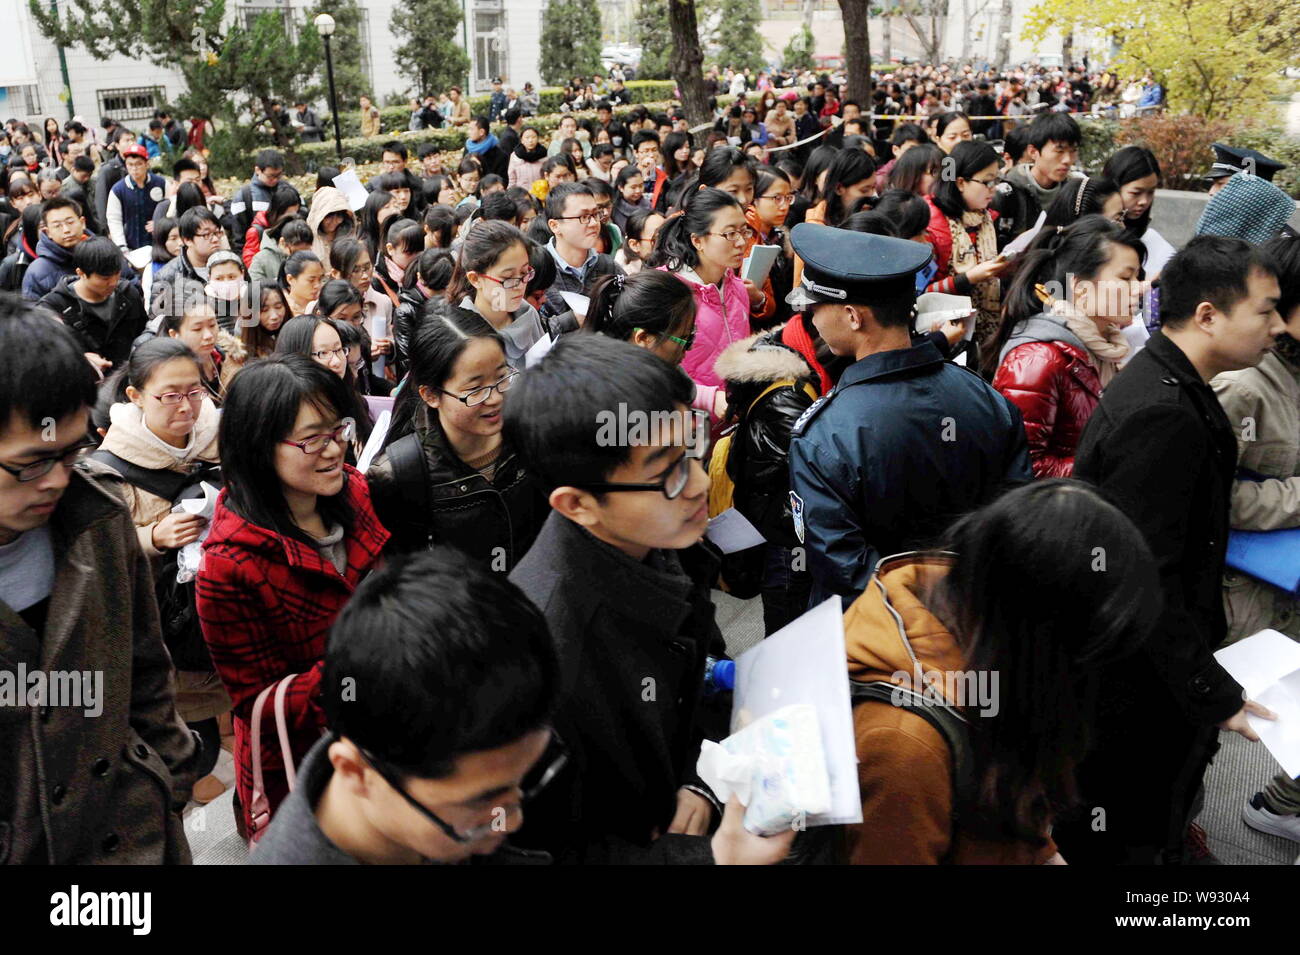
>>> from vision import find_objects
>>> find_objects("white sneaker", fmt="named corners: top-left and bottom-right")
top-left (1242, 795), bottom-right (1300, 843)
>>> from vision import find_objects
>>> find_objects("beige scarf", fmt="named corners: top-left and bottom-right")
top-left (1050, 298), bottom-right (1130, 388)
top-left (946, 210), bottom-right (1001, 349)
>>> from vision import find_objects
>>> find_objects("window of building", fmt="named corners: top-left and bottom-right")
top-left (472, 2), bottom-right (506, 93)
top-left (0, 85), bottom-right (41, 117)
top-left (96, 86), bottom-right (164, 121)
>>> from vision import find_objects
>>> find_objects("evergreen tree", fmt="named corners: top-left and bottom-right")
top-left (633, 0), bottom-right (673, 80)
top-left (703, 0), bottom-right (765, 72)
top-left (304, 0), bottom-right (372, 103)
top-left (539, 0), bottom-right (604, 87)
top-left (390, 0), bottom-right (470, 96)
top-left (782, 25), bottom-right (815, 72)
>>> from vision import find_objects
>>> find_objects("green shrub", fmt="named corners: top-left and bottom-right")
top-left (294, 101), bottom-right (675, 171)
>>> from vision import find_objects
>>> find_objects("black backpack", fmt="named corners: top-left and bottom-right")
top-left (782, 679), bottom-right (974, 865)
top-left (93, 451), bottom-right (222, 671)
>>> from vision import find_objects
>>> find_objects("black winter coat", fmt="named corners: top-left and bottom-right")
top-left (365, 404), bottom-right (547, 568)
top-left (508, 512), bottom-right (724, 864)
top-left (39, 276), bottom-right (148, 370)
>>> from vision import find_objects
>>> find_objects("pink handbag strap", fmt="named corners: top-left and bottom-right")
top-left (272, 674), bottom-right (298, 791)
top-left (250, 673), bottom-right (299, 805)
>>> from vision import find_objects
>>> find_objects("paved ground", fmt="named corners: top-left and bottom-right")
top-left (185, 589), bottom-right (1296, 865)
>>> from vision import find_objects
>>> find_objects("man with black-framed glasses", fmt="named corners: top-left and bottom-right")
top-left (541, 181), bottom-right (622, 319)
top-left (504, 335), bottom-right (730, 864)
top-left (1, 300), bottom-right (199, 864)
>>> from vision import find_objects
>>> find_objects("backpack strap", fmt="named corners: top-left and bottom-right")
top-left (849, 679), bottom-right (974, 817)
top-left (385, 431), bottom-right (431, 518)
top-left (91, 450), bottom-right (196, 502)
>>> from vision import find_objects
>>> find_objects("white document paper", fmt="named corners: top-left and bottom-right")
top-left (559, 291), bottom-right (590, 318)
top-left (332, 168), bottom-right (370, 211)
top-left (742, 244), bottom-right (780, 286)
top-left (915, 292), bottom-right (976, 342)
top-left (706, 507), bottom-right (766, 554)
top-left (1215, 629), bottom-right (1300, 776)
top-left (1001, 211), bottom-right (1047, 256)
top-left (730, 597), bottom-right (863, 826)
top-left (172, 481), bottom-right (221, 584)
top-left (525, 331), bottom-right (555, 368)
top-left (369, 313), bottom-right (387, 380)
top-left (357, 409), bottom-right (390, 474)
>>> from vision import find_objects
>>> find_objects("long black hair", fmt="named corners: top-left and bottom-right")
top-left (445, 219), bottom-right (528, 304)
top-left (818, 148), bottom-right (876, 226)
top-left (872, 188), bottom-right (932, 239)
top-left (888, 143), bottom-right (943, 196)
top-left (928, 479), bottom-right (1159, 845)
top-left (105, 337), bottom-right (200, 404)
top-left (584, 270), bottom-right (696, 346)
top-left (646, 187), bottom-right (743, 272)
top-left (358, 190), bottom-right (394, 259)
top-left (986, 215), bottom-right (1147, 375)
top-left (1042, 176), bottom-right (1120, 229)
top-left (219, 354), bottom-right (357, 543)
top-left (274, 313), bottom-right (375, 444)
top-left (931, 140), bottom-right (1001, 220)
top-left (1102, 145), bottom-right (1161, 239)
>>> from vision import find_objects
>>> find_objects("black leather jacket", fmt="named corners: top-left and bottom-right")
top-left (365, 403), bottom-right (548, 568)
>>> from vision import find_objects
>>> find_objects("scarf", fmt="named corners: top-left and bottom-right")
top-left (513, 141), bottom-right (547, 163)
top-left (946, 209), bottom-right (1001, 348)
top-left (465, 132), bottom-right (499, 156)
top-left (1050, 297), bottom-right (1129, 388)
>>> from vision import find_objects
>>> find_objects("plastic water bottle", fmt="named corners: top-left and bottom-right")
top-left (704, 656), bottom-right (735, 694)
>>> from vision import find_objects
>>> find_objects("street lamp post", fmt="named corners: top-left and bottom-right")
top-left (315, 13), bottom-right (344, 162)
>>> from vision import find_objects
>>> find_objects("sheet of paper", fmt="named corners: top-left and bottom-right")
top-left (1001, 211), bottom-right (1046, 256)
top-left (559, 291), bottom-right (590, 317)
top-left (1143, 227), bottom-right (1177, 279)
top-left (1215, 629), bottom-right (1300, 777)
top-left (706, 507), bottom-right (766, 554)
top-left (525, 331), bottom-right (555, 368)
top-left (332, 168), bottom-right (370, 211)
top-left (173, 481), bottom-right (221, 584)
top-left (356, 409), bottom-right (390, 474)
top-left (369, 313), bottom-right (387, 380)
top-left (914, 292), bottom-right (976, 342)
top-left (731, 597), bottom-right (862, 826)
top-left (364, 395), bottom-right (394, 420)
top-left (742, 244), bottom-right (780, 286)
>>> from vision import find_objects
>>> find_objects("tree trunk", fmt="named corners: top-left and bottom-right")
top-left (882, 10), bottom-right (892, 64)
top-left (668, 0), bottom-right (710, 127)
top-left (994, 0), bottom-right (1012, 67)
top-left (1062, 29), bottom-right (1073, 69)
top-left (959, 0), bottom-right (971, 62)
top-left (802, 0), bottom-right (815, 33)
top-left (839, 0), bottom-right (873, 105)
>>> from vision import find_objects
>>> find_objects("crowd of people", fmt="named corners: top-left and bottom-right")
top-left (4, 54), bottom-right (1300, 868)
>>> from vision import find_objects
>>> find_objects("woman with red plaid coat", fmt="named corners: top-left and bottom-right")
top-left (196, 355), bottom-right (389, 841)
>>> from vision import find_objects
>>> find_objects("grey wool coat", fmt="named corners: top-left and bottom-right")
top-left (1, 464), bottom-right (198, 865)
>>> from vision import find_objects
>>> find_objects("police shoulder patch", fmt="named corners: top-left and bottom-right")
top-left (792, 393), bottom-right (832, 437)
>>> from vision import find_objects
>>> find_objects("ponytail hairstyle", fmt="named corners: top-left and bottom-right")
top-left (754, 164), bottom-right (791, 203)
top-left (818, 147), bottom-right (877, 226)
top-left (985, 214), bottom-right (1146, 376)
top-left (422, 203), bottom-right (456, 249)
top-left (888, 142), bottom-right (943, 195)
top-left (380, 217), bottom-right (424, 285)
top-left (646, 187), bottom-right (743, 272)
top-left (445, 219), bottom-right (528, 304)
top-left (281, 249), bottom-right (322, 293)
top-left (584, 270), bottom-right (696, 345)
top-left (931, 140), bottom-right (1001, 219)
top-left (414, 248), bottom-right (455, 296)
top-left (385, 307), bottom-right (505, 447)
top-left (272, 217), bottom-right (314, 252)
top-left (106, 337), bottom-right (200, 405)
top-left (540, 153), bottom-right (575, 182)
top-left (621, 207), bottom-right (662, 264)
top-left (1043, 175), bottom-right (1120, 229)
top-left (1101, 145), bottom-right (1161, 239)
top-left (316, 278), bottom-right (364, 319)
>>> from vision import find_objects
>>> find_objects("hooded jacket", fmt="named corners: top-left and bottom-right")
top-left (366, 403), bottom-right (548, 567)
top-left (248, 230), bottom-right (290, 287)
top-left (22, 232), bottom-right (101, 301)
top-left (97, 398), bottom-right (222, 558)
top-left (38, 275), bottom-right (149, 369)
top-left (306, 187), bottom-right (356, 266)
top-left (713, 330), bottom-right (817, 548)
top-left (992, 314), bottom-right (1101, 478)
top-left (661, 264), bottom-right (751, 391)
top-left (842, 553), bottom-right (1059, 864)
top-left (194, 466), bottom-right (389, 839)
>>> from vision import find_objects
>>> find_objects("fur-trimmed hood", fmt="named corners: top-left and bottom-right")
top-left (713, 328), bottom-right (814, 386)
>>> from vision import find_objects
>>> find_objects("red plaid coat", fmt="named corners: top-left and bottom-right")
top-left (195, 466), bottom-right (389, 838)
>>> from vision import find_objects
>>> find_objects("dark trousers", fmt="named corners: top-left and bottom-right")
top-left (760, 543), bottom-right (812, 637)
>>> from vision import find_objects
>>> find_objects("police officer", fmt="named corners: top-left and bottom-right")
top-left (1205, 143), bottom-right (1288, 196)
top-left (786, 223), bottom-right (1032, 607)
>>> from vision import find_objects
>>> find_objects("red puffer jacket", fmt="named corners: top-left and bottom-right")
top-left (993, 339), bottom-right (1101, 478)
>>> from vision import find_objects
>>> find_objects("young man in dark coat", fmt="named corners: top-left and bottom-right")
top-left (787, 223), bottom-right (1033, 608)
top-left (0, 300), bottom-right (198, 864)
top-left (1057, 236), bottom-right (1285, 865)
top-left (505, 334), bottom-right (724, 864)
